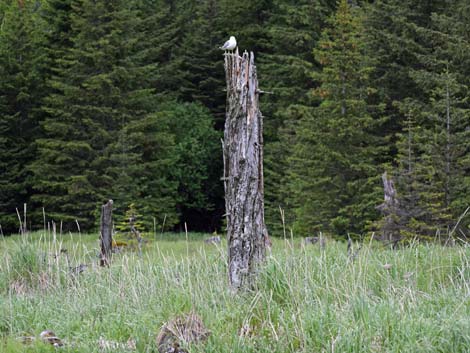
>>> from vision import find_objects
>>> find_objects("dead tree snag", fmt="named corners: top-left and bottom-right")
top-left (377, 172), bottom-right (401, 245)
top-left (100, 199), bottom-right (113, 266)
top-left (223, 49), bottom-right (269, 290)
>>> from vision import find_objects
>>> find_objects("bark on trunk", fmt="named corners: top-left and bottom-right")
top-left (223, 49), bottom-right (268, 291)
top-left (381, 172), bottom-right (398, 208)
top-left (100, 199), bottom-right (113, 267)
top-left (377, 172), bottom-right (401, 244)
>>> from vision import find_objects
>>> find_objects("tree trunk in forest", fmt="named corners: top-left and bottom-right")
top-left (99, 199), bottom-right (113, 267)
top-left (377, 172), bottom-right (401, 244)
top-left (222, 48), bottom-right (269, 291)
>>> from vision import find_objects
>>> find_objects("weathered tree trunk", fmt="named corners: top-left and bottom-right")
top-left (377, 172), bottom-right (401, 244)
top-left (99, 199), bottom-right (113, 267)
top-left (381, 172), bottom-right (398, 208)
top-left (223, 49), bottom-right (269, 290)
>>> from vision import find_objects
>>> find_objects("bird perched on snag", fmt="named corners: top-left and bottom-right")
top-left (220, 36), bottom-right (237, 51)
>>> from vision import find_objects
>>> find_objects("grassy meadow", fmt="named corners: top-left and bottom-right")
top-left (1, 231), bottom-right (470, 352)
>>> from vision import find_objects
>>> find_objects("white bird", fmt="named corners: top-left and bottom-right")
top-left (220, 36), bottom-right (237, 51)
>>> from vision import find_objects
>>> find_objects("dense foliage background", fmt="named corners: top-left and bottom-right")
top-left (1, 0), bottom-right (470, 239)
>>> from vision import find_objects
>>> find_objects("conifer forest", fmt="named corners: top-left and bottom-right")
top-left (2, 0), bottom-right (470, 241)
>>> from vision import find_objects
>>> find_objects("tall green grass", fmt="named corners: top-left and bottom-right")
top-left (1, 233), bottom-right (469, 352)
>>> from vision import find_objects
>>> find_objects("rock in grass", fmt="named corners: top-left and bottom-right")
top-left (204, 236), bottom-right (221, 244)
top-left (18, 331), bottom-right (64, 347)
top-left (303, 236), bottom-right (319, 245)
top-left (303, 236), bottom-right (327, 248)
top-left (156, 312), bottom-right (210, 353)
top-left (40, 330), bottom-right (64, 347)
top-left (9, 279), bottom-right (27, 295)
top-left (18, 335), bottom-right (35, 345)
top-left (98, 337), bottom-right (136, 351)
top-left (69, 263), bottom-right (87, 276)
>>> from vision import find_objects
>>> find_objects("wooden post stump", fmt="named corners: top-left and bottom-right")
top-left (100, 199), bottom-right (113, 266)
top-left (377, 172), bottom-right (401, 244)
top-left (223, 49), bottom-right (269, 290)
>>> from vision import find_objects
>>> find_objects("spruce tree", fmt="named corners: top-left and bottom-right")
top-left (42, 0), bottom-right (73, 58)
top-left (32, 0), bottom-right (164, 230)
top-left (136, 0), bottom-right (187, 99)
top-left (381, 110), bottom-right (429, 241)
top-left (262, 0), bottom-right (335, 234)
top-left (0, 1), bottom-right (46, 232)
top-left (363, 0), bottom-right (451, 175)
top-left (116, 105), bottom-right (179, 230)
top-left (218, 0), bottom-right (273, 53)
top-left (288, 0), bottom-right (384, 236)
top-left (176, 0), bottom-right (225, 120)
top-left (392, 7), bottom-right (470, 238)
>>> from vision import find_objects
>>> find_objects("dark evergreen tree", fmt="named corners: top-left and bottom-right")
top-left (116, 104), bottom-right (179, 230)
top-left (218, 0), bottom-right (273, 53)
top-left (31, 0), bottom-right (164, 230)
top-left (42, 0), bottom-right (73, 58)
top-left (136, 0), bottom-right (187, 99)
top-left (378, 111), bottom-right (429, 241)
top-left (0, 1), bottom-right (46, 232)
top-left (262, 0), bottom-right (334, 117)
top-left (287, 0), bottom-right (384, 236)
top-left (261, 0), bottom-right (335, 234)
top-left (114, 101), bottom-right (222, 231)
top-left (177, 0), bottom-right (225, 121)
top-left (390, 7), bottom-right (470, 239)
top-left (163, 102), bottom-right (222, 230)
top-left (364, 0), bottom-right (451, 168)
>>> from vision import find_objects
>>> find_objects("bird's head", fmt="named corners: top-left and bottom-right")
top-left (230, 36), bottom-right (236, 41)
